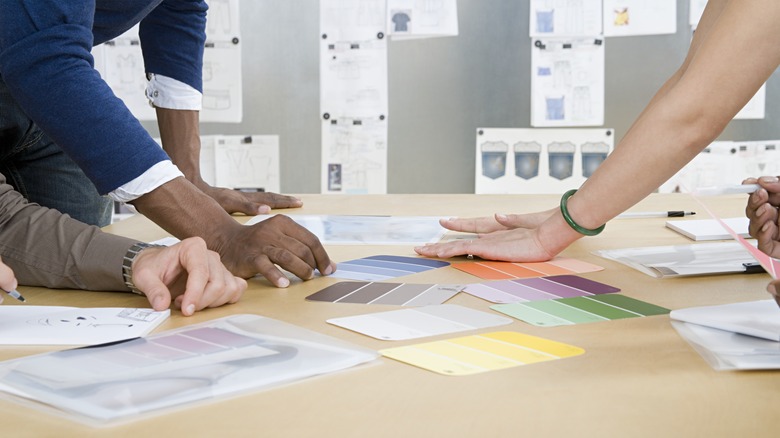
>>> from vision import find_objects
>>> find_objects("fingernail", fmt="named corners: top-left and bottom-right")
top-left (760, 176), bottom-right (779, 183)
top-left (447, 217), bottom-right (458, 221)
top-left (278, 277), bottom-right (290, 288)
top-left (323, 264), bottom-right (334, 276)
top-left (258, 205), bottom-right (271, 214)
top-left (185, 304), bottom-right (195, 315)
top-left (496, 214), bottom-right (507, 221)
top-left (762, 221), bottom-right (771, 232)
top-left (767, 283), bottom-right (777, 296)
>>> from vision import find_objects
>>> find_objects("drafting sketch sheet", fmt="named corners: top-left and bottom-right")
top-left (388, 0), bottom-right (459, 40)
top-left (475, 128), bottom-right (614, 194)
top-left (602, 0), bottom-right (676, 37)
top-left (321, 117), bottom-right (388, 194)
top-left (531, 38), bottom-right (605, 127)
top-left (213, 135), bottom-right (280, 192)
top-left (528, 0), bottom-right (602, 37)
top-left (320, 38), bottom-right (389, 118)
top-left (321, 0), bottom-right (387, 42)
top-left (0, 306), bottom-right (170, 346)
top-left (659, 140), bottom-right (780, 193)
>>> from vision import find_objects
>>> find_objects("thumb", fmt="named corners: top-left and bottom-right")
top-left (136, 277), bottom-right (172, 311)
top-left (225, 197), bottom-right (271, 216)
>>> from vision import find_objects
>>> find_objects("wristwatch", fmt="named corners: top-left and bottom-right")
top-left (122, 242), bottom-right (163, 295)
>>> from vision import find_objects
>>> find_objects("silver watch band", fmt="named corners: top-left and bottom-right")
top-left (122, 242), bottom-right (163, 295)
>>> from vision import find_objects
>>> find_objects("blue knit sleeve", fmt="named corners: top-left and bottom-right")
top-left (0, 1), bottom-right (169, 195)
top-left (139, 0), bottom-right (208, 93)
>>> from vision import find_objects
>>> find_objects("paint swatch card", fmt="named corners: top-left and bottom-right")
top-left (307, 281), bottom-right (464, 306)
top-left (327, 304), bottom-right (512, 341)
top-left (492, 294), bottom-right (669, 327)
top-left (331, 255), bottom-right (450, 281)
top-left (454, 257), bottom-right (603, 280)
top-left (380, 331), bottom-right (585, 376)
top-left (463, 275), bottom-right (620, 304)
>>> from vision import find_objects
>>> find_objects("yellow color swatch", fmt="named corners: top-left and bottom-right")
top-left (380, 331), bottom-right (584, 376)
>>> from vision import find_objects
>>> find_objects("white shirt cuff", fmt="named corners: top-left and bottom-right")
top-left (107, 161), bottom-right (185, 203)
top-left (146, 74), bottom-right (202, 111)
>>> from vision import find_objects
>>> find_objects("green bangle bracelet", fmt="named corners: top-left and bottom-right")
top-left (560, 189), bottom-right (605, 236)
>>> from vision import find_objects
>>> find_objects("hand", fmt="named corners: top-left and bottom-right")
top-left (0, 256), bottom-right (18, 305)
top-left (744, 176), bottom-right (780, 257)
top-left (414, 208), bottom-right (565, 261)
top-left (196, 181), bottom-right (303, 216)
top-left (214, 215), bottom-right (336, 287)
top-left (131, 237), bottom-right (247, 316)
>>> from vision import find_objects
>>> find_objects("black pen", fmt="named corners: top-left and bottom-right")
top-left (617, 211), bottom-right (696, 219)
top-left (2, 288), bottom-right (26, 302)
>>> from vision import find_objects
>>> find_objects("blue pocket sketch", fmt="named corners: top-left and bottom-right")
top-left (581, 142), bottom-right (610, 177)
top-left (548, 142), bottom-right (575, 181)
top-left (536, 10), bottom-right (554, 33)
top-left (514, 142), bottom-right (542, 180)
top-left (481, 141), bottom-right (508, 180)
top-left (546, 96), bottom-right (565, 121)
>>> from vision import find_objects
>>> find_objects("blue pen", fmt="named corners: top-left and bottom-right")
top-left (2, 288), bottom-right (26, 302)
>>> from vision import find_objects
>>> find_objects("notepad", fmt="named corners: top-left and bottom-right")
top-left (665, 217), bottom-right (750, 241)
top-left (0, 306), bottom-right (170, 345)
top-left (670, 300), bottom-right (780, 342)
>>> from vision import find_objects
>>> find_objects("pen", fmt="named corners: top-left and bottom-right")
top-left (2, 288), bottom-right (26, 302)
top-left (692, 184), bottom-right (760, 196)
top-left (617, 211), bottom-right (696, 219)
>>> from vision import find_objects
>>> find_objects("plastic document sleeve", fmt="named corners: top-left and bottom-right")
top-left (0, 314), bottom-right (378, 426)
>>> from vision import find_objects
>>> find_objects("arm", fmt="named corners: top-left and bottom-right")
top-left (417, 0), bottom-right (780, 261)
top-left (0, 173), bottom-right (245, 314)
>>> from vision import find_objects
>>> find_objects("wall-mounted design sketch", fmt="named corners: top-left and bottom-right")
top-left (322, 117), bottom-right (388, 194)
top-left (529, 0), bottom-right (602, 37)
top-left (531, 38), bottom-right (605, 127)
top-left (321, 0), bottom-right (387, 41)
top-left (602, 0), bottom-right (676, 37)
top-left (199, 135), bottom-right (280, 193)
top-left (388, 0), bottom-right (459, 40)
top-left (476, 128), bottom-right (614, 194)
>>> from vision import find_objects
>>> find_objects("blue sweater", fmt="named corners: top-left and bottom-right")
top-left (0, 0), bottom-right (207, 195)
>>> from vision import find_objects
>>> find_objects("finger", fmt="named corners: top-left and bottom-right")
top-left (274, 216), bottom-right (334, 276)
top-left (0, 258), bottom-right (19, 293)
top-left (756, 219), bottom-right (780, 258)
top-left (138, 277), bottom-right (173, 311)
top-left (221, 194), bottom-right (272, 216)
top-left (252, 254), bottom-right (292, 288)
top-left (414, 240), bottom-right (473, 259)
top-left (187, 252), bottom-right (233, 312)
top-left (494, 209), bottom-right (555, 229)
top-left (766, 280), bottom-right (780, 307)
top-left (246, 192), bottom-right (303, 209)
top-left (439, 216), bottom-right (505, 233)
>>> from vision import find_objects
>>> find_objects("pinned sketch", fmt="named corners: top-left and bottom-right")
top-left (320, 0), bottom-right (387, 42)
top-left (0, 306), bottom-right (170, 345)
top-left (321, 116), bottom-right (388, 194)
top-left (529, 0), bottom-right (602, 37)
top-left (602, 0), bottom-right (676, 37)
top-left (320, 37), bottom-right (388, 118)
top-left (659, 140), bottom-right (780, 193)
top-left (475, 128), bottom-right (614, 194)
top-left (93, 26), bottom-right (155, 121)
top-left (531, 38), bottom-right (605, 127)
top-left (387, 0), bottom-right (459, 40)
top-left (93, 0), bottom-right (243, 123)
top-left (213, 135), bottom-right (280, 192)
top-left (195, 135), bottom-right (280, 192)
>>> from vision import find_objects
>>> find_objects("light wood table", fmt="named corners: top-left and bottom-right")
top-left (2, 194), bottom-right (779, 437)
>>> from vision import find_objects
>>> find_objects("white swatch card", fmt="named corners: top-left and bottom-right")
top-left (0, 306), bottom-right (170, 345)
top-left (327, 304), bottom-right (513, 341)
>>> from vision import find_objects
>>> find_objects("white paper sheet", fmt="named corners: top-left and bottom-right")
top-left (529, 0), bottom-right (602, 37)
top-left (665, 217), bottom-right (751, 241)
top-left (244, 214), bottom-right (447, 245)
top-left (320, 0), bottom-right (387, 42)
top-left (388, 0), bottom-right (459, 40)
top-left (321, 117), bottom-right (388, 194)
top-left (602, 0), bottom-right (677, 37)
top-left (0, 306), bottom-right (169, 345)
top-left (531, 38), bottom-right (605, 127)
top-left (213, 135), bottom-right (280, 192)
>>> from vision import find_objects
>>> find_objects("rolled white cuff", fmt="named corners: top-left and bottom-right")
top-left (107, 161), bottom-right (185, 203)
top-left (146, 74), bottom-right (202, 111)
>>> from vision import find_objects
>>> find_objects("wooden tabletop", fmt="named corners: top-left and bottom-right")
top-left (2, 194), bottom-right (779, 437)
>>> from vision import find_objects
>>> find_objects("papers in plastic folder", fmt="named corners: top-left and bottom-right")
top-left (665, 217), bottom-right (750, 241)
top-left (0, 315), bottom-right (378, 425)
top-left (671, 300), bottom-right (780, 370)
top-left (244, 214), bottom-right (447, 245)
top-left (593, 242), bottom-right (759, 278)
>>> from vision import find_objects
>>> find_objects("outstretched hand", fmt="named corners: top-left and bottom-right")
top-left (414, 208), bottom-right (561, 262)
top-left (131, 237), bottom-right (247, 316)
top-left (197, 182), bottom-right (303, 216)
top-left (743, 176), bottom-right (780, 306)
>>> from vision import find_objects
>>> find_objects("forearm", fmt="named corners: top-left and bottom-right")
top-left (156, 107), bottom-right (205, 185)
top-left (129, 176), bottom-right (242, 251)
top-left (0, 179), bottom-right (135, 291)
